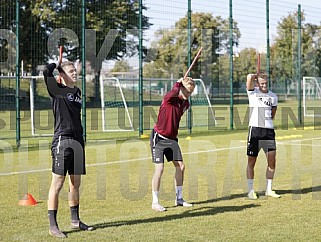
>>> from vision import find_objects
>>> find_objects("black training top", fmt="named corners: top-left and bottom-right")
top-left (43, 63), bottom-right (83, 138)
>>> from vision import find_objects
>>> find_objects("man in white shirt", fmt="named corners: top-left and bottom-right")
top-left (246, 72), bottom-right (281, 199)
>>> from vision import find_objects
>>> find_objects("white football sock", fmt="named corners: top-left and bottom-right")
top-left (152, 191), bottom-right (159, 204)
top-left (266, 179), bottom-right (273, 192)
top-left (176, 186), bottom-right (182, 199)
top-left (247, 179), bottom-right (254, 192)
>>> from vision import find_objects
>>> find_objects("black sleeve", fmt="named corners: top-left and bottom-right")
top-left (43, 63), bottom-right (58, 97)
top-left (43, 63), bottom-right (57, 80)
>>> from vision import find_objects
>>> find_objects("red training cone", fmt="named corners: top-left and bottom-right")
top-left (18, 193), bottom-right (37, 206)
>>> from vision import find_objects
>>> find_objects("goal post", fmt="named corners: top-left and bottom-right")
top-left (29, 76), bottom-right (53, 136)
top-left (99, 77), bottom-right (217, 132)
top-left (0, 75), bottom-right (52, 136)
top-left (100, 76), bottom-right (135, 132)
top-left (302, 76), bottom-right (321, 117)
top-left (193, 79), bottom-right (217, 126)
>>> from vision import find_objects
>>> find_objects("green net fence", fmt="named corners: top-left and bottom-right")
top-left (1, 0), bottom-right (321, 143)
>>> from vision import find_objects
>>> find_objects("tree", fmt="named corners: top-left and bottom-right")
top-left (111, 60), bottom-right (131, 73)
top-left (233, 48), bottom-right (257, 86)
top-left (0, 1), bottom-right (46, 74)
top-left (2, 0), bottom-right (151, 98)
top-left (35, 0), bottom-right (151, 99)
top-left (302, 23), bottom-right (321, 77)
top-left (144, 12), bottom-right (240, 86)
top-left (273, 12), bottom-right (300, 81)
top-left (272, 10), bottom-right (321, 85)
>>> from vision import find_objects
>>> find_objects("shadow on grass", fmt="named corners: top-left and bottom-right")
top-left (65, 203), bottom-right (259, 234)
top-left (192, 192), bottom-right (248, 205)
top-left (277, 185), bottom-right (321, 195)
top-left (193, 185), bottom-right (321, 202)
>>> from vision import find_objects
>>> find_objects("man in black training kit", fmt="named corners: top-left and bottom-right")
top-left (43, 58), bottom-right (94, 238)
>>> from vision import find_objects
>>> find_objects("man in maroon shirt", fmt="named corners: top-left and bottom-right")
top-left (150, 77), bottom-right (195, 211)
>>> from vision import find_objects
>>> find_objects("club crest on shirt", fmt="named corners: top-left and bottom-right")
top-left (67, 93), bottom-right (82, 104)
top-left (67, 93), bottom-right (74, 101)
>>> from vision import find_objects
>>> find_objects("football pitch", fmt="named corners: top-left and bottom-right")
top-left (1, 102), bottom-right (321, 241)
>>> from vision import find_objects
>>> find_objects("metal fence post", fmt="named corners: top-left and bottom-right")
top-left (15, 0), bottom-right (20, 147)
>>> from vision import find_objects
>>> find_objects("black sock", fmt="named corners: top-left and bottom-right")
top-left (48, 210), bottom-right (58, 227)
top-left (79, 221), bottom-right (94, 231)
top-left (70, 204), bottom-right (80, 222)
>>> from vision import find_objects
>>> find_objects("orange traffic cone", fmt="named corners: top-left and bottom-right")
top-left (18, 193), bottom-right (37, 206)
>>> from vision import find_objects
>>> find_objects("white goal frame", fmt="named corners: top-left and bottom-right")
top-left (99, 77), bottom-right (216, 132)
top-left (193, 78), bottom-right (217, 126)
top-left (6, 75), bottom-right (216, 135)
top-left (29, 76), bottom-right (53, 136)
top-left (99, 77), bottom-right (134, 132)
top-left (303, 76), bottom-right (321, 117)
top-left (0, 75), bottom-right (51, 136)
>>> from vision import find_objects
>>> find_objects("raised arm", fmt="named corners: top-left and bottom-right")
top-left (162, 78), bottom-right (182, 103)
top-left (43, 51), bottom-right (62, 83)
top-left (43, 63), bottom-right (57, 82)
top-left (246, 74), bottom-right (257, 91)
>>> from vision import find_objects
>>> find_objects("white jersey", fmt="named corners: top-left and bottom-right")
top-left (247, 87), bottom-right (277, 129)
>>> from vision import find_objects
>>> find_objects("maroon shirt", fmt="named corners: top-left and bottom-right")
top-left (154, 82), bottom-right (190, 139)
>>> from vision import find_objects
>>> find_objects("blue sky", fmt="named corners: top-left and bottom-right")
top-left (111, 0), bottom-right (321, 70)
top-left (142, 0), bottom-right (321, 51)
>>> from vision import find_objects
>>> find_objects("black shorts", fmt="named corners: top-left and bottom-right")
top-left (150, 129), bottom-right (183, 163)
top-left (51, 135), bottom-right (86, 176)
top-left (247, 126), bottom-right (276, 157)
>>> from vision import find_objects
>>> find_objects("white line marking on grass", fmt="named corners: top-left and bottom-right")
top-left (278, 136), bottom-right (321, 144)
top-left (277, 135), bottom-right (302, 140)
top-left (88, 145), bottom-right (247, 167)
top-left (1, 136), bottom-right (321, 177)
top-left (0, 168), bottom-right (51, 176)
top-left (0, 146), bottom-right (246, 177)
top-left (279, 143), bottom-right (321, 147)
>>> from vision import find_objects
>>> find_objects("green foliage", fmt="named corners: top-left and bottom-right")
top-left (213, 50), bottom-right (253, 89)
top-left (273, 10), bottom-right (321, 81)
top-left (111, 60), bottom-right (132, 73)
top-left (144, 12), bottom-right (241, 85)
top-left (274, 12), bottom-right (300, 80)
top-left (2, 0), bottom-right (151, 74)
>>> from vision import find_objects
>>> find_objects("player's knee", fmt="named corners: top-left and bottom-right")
top-left (247, 158), bottom-right (256, 168)
top-left (268, 160), bottom-right (276, 170)
top-left (158, 167), bottom-right (164, 175)
top-left (182, 163), bottom-right (185, 171)
top-left (177, 162), bottom-right (185, 172)
top-left (268, 166), bottom-right (275, 172)
top-left (50, 182), bottom-right (64, 194)
top-left (70, 182), bottom-right (81, 191)
top-left (154, 164), bottom-right (164, 176)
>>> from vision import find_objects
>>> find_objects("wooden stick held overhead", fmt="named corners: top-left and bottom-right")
top-left (257, 52), bottom-right (261, 74)
top-left (57, 46), bottom-right (63, 84)
top-left (59, 45), bottom-right (63, 61)
top-left (184, 47), bottom-right (203, 79)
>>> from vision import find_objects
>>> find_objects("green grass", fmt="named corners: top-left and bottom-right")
top-left (1, 124), bottom-right (321, 241)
